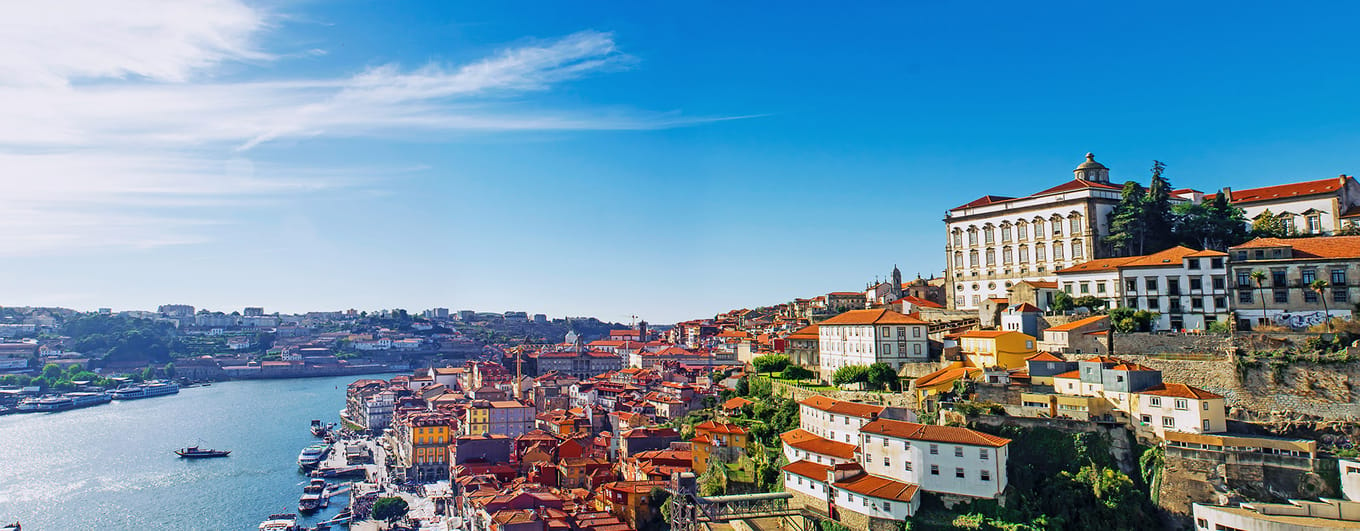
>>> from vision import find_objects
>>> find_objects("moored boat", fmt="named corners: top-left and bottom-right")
top-left (258, 513), bottom-right (298, 531)
top-left (297, 444), bottom-right (329, 468)
top-left (112, 381), bottom-right (179, 400)
top-left (175, 446), bottom-right (231, 458)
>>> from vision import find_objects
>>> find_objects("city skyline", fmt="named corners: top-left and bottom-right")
top-left (2, 2), bottom-right (1359, 322)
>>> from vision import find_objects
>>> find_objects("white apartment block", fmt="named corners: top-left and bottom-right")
top-left (859, 418), bottom-right (1010, 500)
top-left (798, 395), bottom-right (888, 445)
top-left (1133, 385), bottom-right (1227, 438)
top-left (1215, 175), bottom-right (1360, 235)
top-left (816, 309), bottom-right (928, 381)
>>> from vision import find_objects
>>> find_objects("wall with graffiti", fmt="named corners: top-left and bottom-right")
top-left (1272, 310), bottom-right (1351, 329)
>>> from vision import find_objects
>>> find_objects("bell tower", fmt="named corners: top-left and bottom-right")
top-left (1073, 152), bottom-right (1109, 182)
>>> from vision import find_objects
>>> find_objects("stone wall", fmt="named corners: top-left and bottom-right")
top-left (1159, 446), bottom-right (1337, 516)
top-left (1114, 354), bottom-right (1360, 421)
top-left (1110, 332), bottom-right (1235, 357)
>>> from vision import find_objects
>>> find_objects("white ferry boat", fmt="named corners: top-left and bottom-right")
top-left (111, 381), bottom-right (179, 400)
top-left (297, 444), bottom-right (329, 468)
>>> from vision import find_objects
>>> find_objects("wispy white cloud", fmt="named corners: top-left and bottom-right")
top-left (0, 1), bottom-right (719, 255)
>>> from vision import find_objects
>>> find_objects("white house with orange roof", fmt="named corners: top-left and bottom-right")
top-left (1133, 383), bottom-right (1227, 437)
top-left (1056, 245), bottom-right (1232, 332)
top-left (858, 417), bottom-right (1011, 500)
top-left (1228, 235), bottom-right (1360, 330)
top-left (816, 309), bottom-right (929, 381)
top-left (1210, 174), bottom-right (1360, 235)
top-left (780, 428), bottom-right (858, 466)
top-left (797, 395), bottom-right (889, 444)
top-left (1038, 314), bottom-right (1109, 354)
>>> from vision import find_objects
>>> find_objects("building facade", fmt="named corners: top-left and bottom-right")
top-left (817, 309), bottom-right (929, 381)
top-left (1229, 236), bottom-right (1360, 330)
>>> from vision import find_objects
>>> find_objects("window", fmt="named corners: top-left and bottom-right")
top-left (1072, 239), bottom-right (1084, 259)
top-left (1147, 298), bottom-right (1159, 311)
top-left (1017, 223), bottom-right (1028, 240)
top-left (1305, 289), bottom-right (1318, 303)
top-left (1302, 269), bottom-right (1317, 284)
top-left (1187, 258), bottom-right (1200, 270)
top-left (1215, 296), bottom-right (1227, 308)
top-left (1070, 217), bottom-right (1081, 234)
top-left (913, 327), bottom-right (921, 338)
top-left (981, 470), bottom-right (991, 481)
top-left (1080, 282), bottom-right (1090, 294)
top-left (1150, 397), bottom-right (1162, 407)
top-left (929, 444), bottom-right (938, 455)
top-left (1126, 279), bottom-right (1137, 292)
top-left (1239, 290), bottom-right (1253, 303)
top-left (1203, 419), bottom-right (1211, 431)
top-left (1063, 282), bottom-right (1073, 294)
top-left (1141, 414), bottom-right (1152, 425)
top-left (980, 449), bottom-right (989, 460)
top-left (968, 230), bottom-right (977, 246)
top-left (1212, 276), bottom-right (1225, 290)
top-left (986, 249), bottom-right (996, 266)
top-left (1053, 243), bottom-right (1064, 260)
top-left (1052, 219), bottom-right (1063, 235)
top-left (1192, 298), bottom-right (1204, 309)
top-left (954, 446), bottom-right (964, 457)
top-left (984, 227), bottom-right (994, 244)
top-left (1018, 246), bottom-right (1029, 264)
top-left (1162, 417), bottom-right (1175, 428)
top-left (1175, 399), bottom-right (1188, 410)
top-left (1190, 277), bottom-right (1202, 290)
top-left (1211, 257), bottom-right (1224, 268)
top-left (904, 460), bottom-right (912, 471)
top-left (1308, 214), bottom-right (1321, 233)
top-left (1336, 287), bottom-right (1348, 303)
top-left (930, 464), bottom-right (939, 475)
top-left (956, 467), bottom-right (966, 478)
top-left (1036, 245), bottom-right (1046, 262)
top-left (1272, 270), bottom-right (1287, 286)
top-left (914, 344), bottom-right (922, 355)
top-left (952, 231), bottom-right (962, 247)
top-left (1236, 271), bottom-right (1253, 288)
top-left (1274, 290), bottom-right (1288, 303)
top-left (1002, 247), bottom-right (1013, 264)
top-left (1097, 281), bottom-right (1107, 294)
top-left (1146, 278), bottom-right (1158, 291)
top-left (884, 457), bottom-right (890, 467)
top-left (1333, 269), bottom-right (1348, 285)
top-left (1001, 226), bottom-right (1012, 242)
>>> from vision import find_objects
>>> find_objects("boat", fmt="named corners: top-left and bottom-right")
top-left (298, 479), bottom-right (328, 513)
top-left (67, 392), bottom-right (112, 409)
top-left (17, 396), bottom-right (73, 412)
top-left (112, 381), bottom-right (179, 400)
top-left (175, 446), bottom-right (231, 458)
top-left (258, 513), bottom-right (298, 531)
top-left (297, 444), bottom-right (329, 468)
top-left (310, 465), bottom-right (367, 479)
top-left (309, 419), bottom-right (331, 437)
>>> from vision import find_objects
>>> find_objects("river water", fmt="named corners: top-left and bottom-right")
top-left (0, 374), bottom-right (386, 530)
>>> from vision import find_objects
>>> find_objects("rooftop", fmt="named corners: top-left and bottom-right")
top-left (861, 417), bottom-right (1012, 447)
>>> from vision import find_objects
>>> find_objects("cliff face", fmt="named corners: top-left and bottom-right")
top-left (1116, 354), bottom-right (1360, 421)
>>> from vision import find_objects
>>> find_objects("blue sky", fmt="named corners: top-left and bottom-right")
top-left (2, 1), bottom-right (1358, 323)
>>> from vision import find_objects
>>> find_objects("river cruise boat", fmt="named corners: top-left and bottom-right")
top-left (175, 446), bottom-right (231, 458)
top-left (298, 479), bottom-right (328, 513)
top-left (111, 381), bottom-right (179, 400)
top-left (297, 444), bottom-right (329, 468)
top-left (16, 396), bottom-right (73, 412)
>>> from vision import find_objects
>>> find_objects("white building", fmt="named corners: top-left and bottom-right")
top-left (1213, 174), bottom-right (1360, 235)
top-left (945, 154), bottom-right (1131, 311)
top-left (1133, 384), bottom-right (1228, 437)
top-left (1192, 500), bottom-right (1360, 531)
top-left (859, 418), bottom-right (1010, 500)
top-left (817, 309), bottom-right (928, 381)
top-left (798, 395), bottom-right (888, 445)
top-left (1342, 458), bottom-right (1360, 502)
top-left (1057, 245), bottom-right (1232, 331)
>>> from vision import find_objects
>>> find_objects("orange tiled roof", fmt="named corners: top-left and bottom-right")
top-left (898, 296), bottom-right (944, 309)
top-left (1082, 355), bottom-right (1123, 363)
top-left (861, 417), bottom-right (1011, 447)
top-left (1018, 280), bottom-right (1058, 289)
top-left (1056, 256), bottom-right (1137, 274)
top-left (1139, 383), bottom-right (1224, 400)
top-left (1232, 236), bottom-right (1360, 260)
top-left (1119, 246), bottom-right (1201, 268)
top-left (913, 365), bottom-right (979, 388)
top-left (797, 395), bottom-right (885, 418)
top-left (1109, 363), bottom-right (1156, 372)
top-left (695, 420), bottom-right (748, 435)
top-left (1186, 249), bottom-right (1228, 257)
top-left (1025, 352), bottom-right (1064, 362)
top-left (779, 429), bottom-right (857, 460)
top-left (818, 309), bottom-right (926, 326)
top-left (1213, 176), bottom-right (1350, 204)
top-left (781, 459), bottom-right (834, 480)
top-left (834, 472), bottom-right (920, 503)
top-left (957, 330), bottom-right (1019, 338)
top-left (786, 325), bottom-right (819, 340)
top-left (1054, 370), bottom-right (1080, 379)
top-left (1045, 315), bottom-right (1108, 332)
top-left (1007, 303), bottom-right (1042, 313)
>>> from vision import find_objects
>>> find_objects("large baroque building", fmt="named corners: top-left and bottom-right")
top-left (944, 154), bottom-right (1126, 310)
top-left (944, 154), bottom-right (1192, 311)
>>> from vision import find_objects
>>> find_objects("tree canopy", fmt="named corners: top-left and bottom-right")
top-left (832, 365), bottom-right (871, 387)
top-left (372, 496), bottom-right (409, 523)
top-left (750, 354), bottom-right (790, 376)
top-left (1106, 161), bottom-right (1250, 255)
top-left (780, 365), bottom-right (814, 381)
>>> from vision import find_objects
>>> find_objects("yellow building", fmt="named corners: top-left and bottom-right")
top-left (463, 403), bottom-right (490, 436)
top-left (396, 411), bottom-right (454, 482)
top-left (690, 420), bottom-right (749, 472)
top-left (957, 330), bottom-right (1036, 369)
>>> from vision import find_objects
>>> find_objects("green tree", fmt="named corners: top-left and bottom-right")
top-left (831, 365), bottom-right (871, 387)
top-left (1250, 270), bottom-right (1268, 329)
top-left (371, 496), bottom-right (409, 524)
top-left (141, 366), bottom-right (156, 381)
top-left (866, 362), bottom-right (898, 391)
top-left (164, 362), bottom-right (176, 378)
top-left (1052, 292), bottom-right (1074, 313)
top-left (1108, 308), bottom-right (1157, 333)
top-left (1106, 181), bottom-right (1148, 256)
top-left (750, 354), bottom-right (790, 377)
top-left (42, 363), bottom-right (63, 380)
top-left (1311, 279), bottom-right (1332, 331)
top-left (698, 458), bottom-right (728, 496)
top-left (1071, 295), bottom-right (1106, 311)
top-left (1141, 160), bottom-right (1175, 252)
top-left (780, 365), bottom-right (814, 382)
top-left (1251, 209), bottom-right (1288, 238)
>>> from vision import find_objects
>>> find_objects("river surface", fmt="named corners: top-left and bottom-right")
top-left (0, 374), bottom-right (386, 530)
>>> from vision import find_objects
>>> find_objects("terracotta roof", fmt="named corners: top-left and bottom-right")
top-left (1007, 303), bottom-right (1042, 313)
top-left (1054, 370), bottom-right (1080, 378)
top-left (861, 418), bottom-right (1011, 447)
top-left (897, 296), bottom-right (944, 309)
top-left (833, 473), bottom-right (920, 503)
top-left (1025, 352), bottom-right (1065, 362)
top-left (1056, 256), bottom-right (1136, 274)
top-left (781, 459), bottom-right (833, 480)
top-left (818, 309), bottom-right (926, 326)
top-left (1082, 355), bottom-right (1124, 363)
top-left (1017, 280), bottom-right (1058, 289)
top-left (1186, 249), bottom-right (1228, 257)
top-left (1119, 246), bottom-right (1201, 268)
top-left (1139, 383), bottom-right (1224, 400)
top-left (722, 397), bottom-right (754, 410)
top-left (1109, 363), bottom-right (1156, 372)
top-left (695, 420), bottom-right (748, 435)
top-left (797, 395), bottom-right (885, 418)
top-left (913, 364), bottom-right (979, 388)
top-left (785, 325), bottom-right (819, 340)
top-left (1213, 176), bottom-right (1350, 204)
top-left (779, 429), bottom-right (857, 460)
top-left (1045, 315), bottom-right (1108, 332)
top-left (1030, 179), bottom-right (1124, 196)
top-left (1231, 236), bottom-right (1360, 260)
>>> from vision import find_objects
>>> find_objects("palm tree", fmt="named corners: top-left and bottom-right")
top-left (1249, 270), bottom-right (1268, 330)
top-left (1310, 279), bottom-right (1332, 331)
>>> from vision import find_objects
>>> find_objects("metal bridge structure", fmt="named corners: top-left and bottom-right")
top-left (666, 473), bottom-right (815, 531)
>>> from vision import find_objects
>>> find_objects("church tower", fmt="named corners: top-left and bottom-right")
top-left (890, 265), bottom-right (903, 300)
top-left (1073, 152), bottom-right (1110, 182)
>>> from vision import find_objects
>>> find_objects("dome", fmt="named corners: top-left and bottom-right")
top-left (1075, 152), bottom-right (1107, 170)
